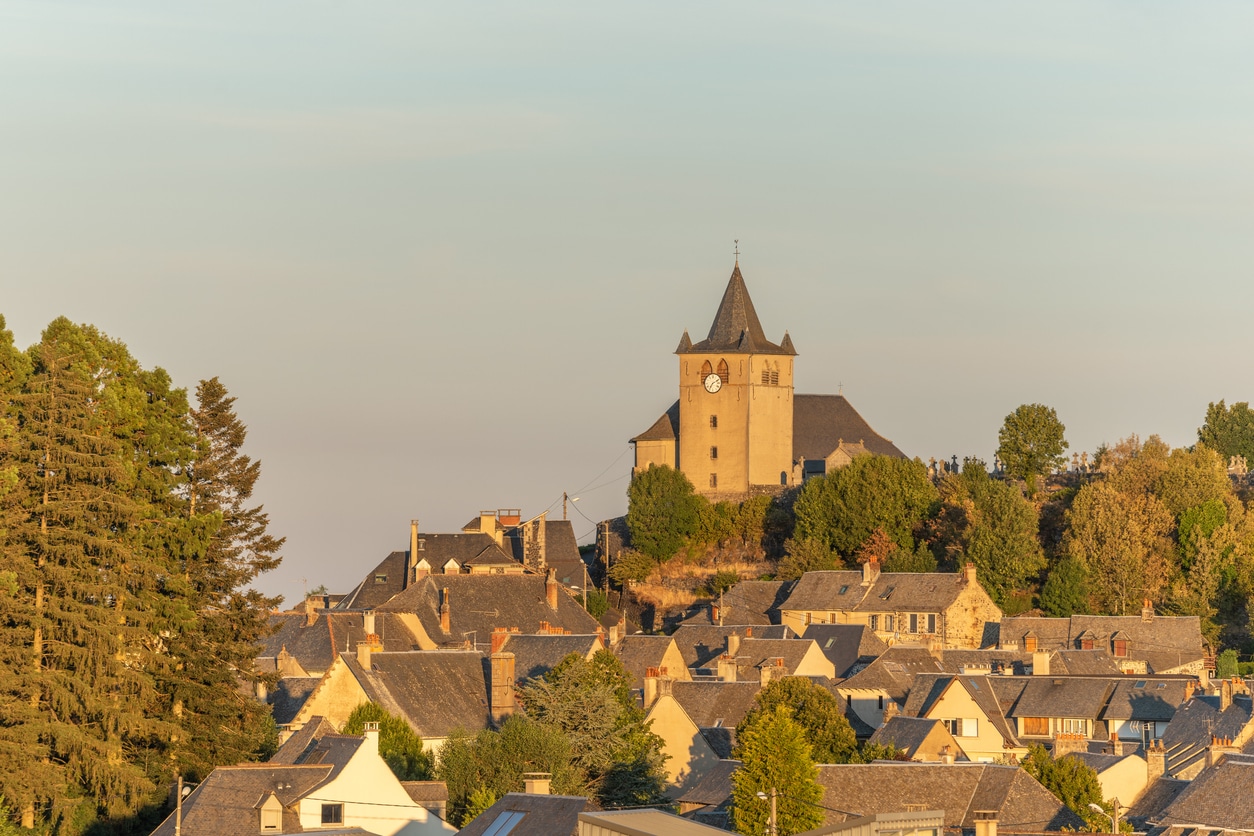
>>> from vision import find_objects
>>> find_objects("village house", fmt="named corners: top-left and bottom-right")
top-left (668, 624), bottom-right (794, 671)
top-left (899, 673), bottom-right (1024, 763)
top-left (613, 634), bottom-right (692, 694)
top-left (996, 603), bottom-right (1208, 676)
top-left (1145, 753), bottom-right (1254, 835)
top-left (779, 563), bottom-right (1003, 649)
top-left (149, 725), bottom-right (455, 835)
top-left (866, 716), bottom-right (965, 763)
top-left (800, 623), bottom-right (889, 679)
top-left (456, 783), bottom-right (592, 836)
top-left (678, 579), bottom-right (798, 627)
top-left (643, 674), bottom-right (761, 793)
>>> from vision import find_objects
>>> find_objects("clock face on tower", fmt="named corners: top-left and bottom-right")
top-left (703, 373), bottom-right (723, 393)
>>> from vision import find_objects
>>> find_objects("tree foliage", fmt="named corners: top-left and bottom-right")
top-left (731, 705), bottom-right (824, 836)
top-left (777, 537), bottom-right (839, 580)
top-left (794, 455), bottom-right (938, 559)
top-left (626, 465), bottom-right (705, 561)
top-left (1020, 744), bottom-right (1112, 830)
top-left (997, 404), bottom-right (1068, 493)
top-left (1199, 400), bottom-right (1254, 469)
top-left (738, 677), bottom-right (858, 765)
top-left (343, 703), bottom-right (434, 781)
top-left (1040, 558), bottom-right (1089, 617)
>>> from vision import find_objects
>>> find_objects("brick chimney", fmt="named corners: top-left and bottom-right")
top-left (1222, 678), bottom-right (1234, 711)
top-left (1146, 739), bottom-right (1166, 782)
top-left (1209, 735), bottom-right (1237, 768)
top-left (964, 562), bottom-right (978, 584)
top-left (1142, 598), bottom-right (1155, 623)
top-left (523, 773), bottom-right (551, 795)
top-left (489, 651), bottom-right (516, 724)
top-left (490, 626), bottom-right (511, 655)
top-left (546, 568), bottom-right (559, 611)
top-left (409, 519), bottom-right (420, 585)
top-left (1052, 732), bottom-right (1087, 759)
top-left (644, 667), bottom-right (661, 709)
top-left (440, 588), bottom-right (451, 634)
top-left (883, 700), bottom-right (899, 723)
top-left (973, 811), bottom-right (998, 836)
top-left (1032, 651), bottom-right (1051, 677)
top-left (1185, 680), bottom-right (1198, 702)
top-left (760, 658), bottom-right (785, 687)
top-left (862, 558), bottom-right (881, 586)
top-left (717, 654), bottom-right (737, 682)
top-left (1107, 732), bottom-right (1124, 757)
top-left (726, 631), bottom-right (741, 658)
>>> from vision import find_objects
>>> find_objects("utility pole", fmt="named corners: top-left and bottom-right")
top-left (563, 492), bottom-right (568, 520)
top-left (175, 776), bottom-right (183, 836)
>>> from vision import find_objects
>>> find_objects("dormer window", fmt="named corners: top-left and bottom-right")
top-left (259, 792), bottom-right (283, 833)
top-left (1024, 634), bottom-right (1038, 653)
top-left (374, 574), bottom-right (388, 584)
top-left (1113, 639), bottom-right (1128, 657)
top-left (879, 586), bottom-right (895, 600)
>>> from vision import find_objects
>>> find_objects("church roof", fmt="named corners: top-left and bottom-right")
top-left (630, 400), bottom-right (679, 443)
top-left (793, 394), bottom-right (905, 461)
top-left (678, 264), bottom-right (795, 356)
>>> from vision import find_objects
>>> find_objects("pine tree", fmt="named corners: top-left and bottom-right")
top-left (731, 705), bottom-right (824, 836)
top-left (342, 703), bottom-right (434, 780)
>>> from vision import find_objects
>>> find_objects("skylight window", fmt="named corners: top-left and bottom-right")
top-left (1157, 683), bottom-right (1167, 689)
top-left (839, 585), bottom-right (849, 594)
top-left (880, 587), bottom-right (895, 600)
top-left (482, 811), bottom-right (526, 836)
top-left (1134, 681), bottom-right (1146, 688)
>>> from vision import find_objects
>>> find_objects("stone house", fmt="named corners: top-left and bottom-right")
top-left (899, 674), bottom-right (1025, 763)
top-left (149, 726), bottom-right (455, 835)
top-left (779, 563), bottom-right (1003, 649)
top-left (866, 716), bottom-right (965, 763)
top-left (612, 635), bottom-right (691, 694)
top-left (642, 676), bottom-right (761, 794)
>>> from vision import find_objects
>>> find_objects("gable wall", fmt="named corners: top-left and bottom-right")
top-left (645, 693), bottom-right (721, 795)
top-left (919, 683), bottom-right (1020, 762)
top-left (293, 657), bottom-right (370, 730)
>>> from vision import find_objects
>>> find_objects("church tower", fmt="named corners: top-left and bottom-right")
top-left (674, 263), bottom-right (796, 497)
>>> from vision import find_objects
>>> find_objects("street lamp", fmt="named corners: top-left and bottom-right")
top-left (1088, 800), bottom-right (1122, 834)
top-left (756, 789), bottom-right (778, 836)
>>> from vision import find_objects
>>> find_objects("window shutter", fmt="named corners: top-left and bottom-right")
top-left (962, 718), bottom-right (978, 737)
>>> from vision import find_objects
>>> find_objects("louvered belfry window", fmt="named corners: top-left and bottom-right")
top-left (717, 359), bottom-right (729, 385)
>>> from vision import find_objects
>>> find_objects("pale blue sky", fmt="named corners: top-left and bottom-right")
top-left (3, 2), bottom-right (1253, 601)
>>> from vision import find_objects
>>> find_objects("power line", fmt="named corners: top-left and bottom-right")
top-left (572, 445), bottom-right (633, 496)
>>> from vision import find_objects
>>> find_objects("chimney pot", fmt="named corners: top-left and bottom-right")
top-left (726, 632), bottom-right (741, 658)
top-left (964, 562), bottom-right (978, 584)
top-left (1147, 739), bottom-right (1166, 782)
top-left (717, 654), bottom-right (737, 683)
top-left (974, 811), bottom-right (998, 836)
top-left (490, 627), bottom-right (510, 655)
top-left (440, 588), bottom-right (451, 634)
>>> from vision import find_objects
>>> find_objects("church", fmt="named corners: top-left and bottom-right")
top-left (631, 261), bottom-right (905, 499)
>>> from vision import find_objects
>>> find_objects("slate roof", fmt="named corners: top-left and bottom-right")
top-left (150, 763), bottom-right (337, 836)
top-left (793, 395), bottom-right (905, 461)
top-left (781, 570), bottom-right (977, 615)
top-left (519, 519), bottom-right (589, 587)
top-left (1160, 695), bottom-right (1253, 776)
top-left (999, 614), bottom-right (1206, 673)
top-left (812, 763), bottom-right (1084, 830)
top-left (671, 681), bottom-right (762, 729)
top-left (727, 638), bottom-right (823, 678)
top-left (699, 726), bottom-right (736, 759)
top-left (259, 611), bottom-right (423, 674)
top-left (676, 759), bottom-right (740, 809)
top-left (866, 717), bottom-right (954, 758)
top-left (1155, 755), bottom-right (1254, 830)
top-left (270, 715), bottom-right (338, 764)
top-left (342, 650), bottom-right (491, 740)
top-left (1101, 679), bottom-right (1190, 722)
top-left (1009, 677), bottom-right (1115, 720)
top-left (669, 625), bottom-right (793, 669)
top-left (632, 401), bottom-right (680, 443)
top-left (268, 677), bottom-right (322, 725)
top-left (456, 793), bottom-right (592, 836)
top-left (376, 574), bottom-right (601, 644)
top-left (579, 809), bottom-right (732, 834)
top-left (1052, 650), bottom-right (1125, 676)
top-left (802, 624), bottom-right (889, 678)
top-left (401, 781), bottom-right (448, 804)
top-left (1126, 777), bottom-right (1188, 827)
top-left (677, 265), bottom-right (794, 356)
top-left (692, 580), bottom-right (797, 627)
top-left (1067, 751), bottom-right (1126, 775)
top-left (337, 550), bottom-right (410, 610)
top-left (497, 633), bottom-right (602, 682)
top-left (902, 674), bottom-right (1020, 749)
top-left (615, 635), bottom-right (683, 689)
top-left (838, 646), bottom-right (945, 702)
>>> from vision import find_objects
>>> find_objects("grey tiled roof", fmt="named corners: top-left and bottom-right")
top-left (401, 781), bottom-right (448, 803)
top-left (1101, 679), bottom-right (1190, 721)
top-left (781, 570), bottom-right (977, 615)
top-left (376, 574), bottom-right (601, 643)
top-left (149, 763), bottom-right (335, 836)
top-left (676, 759), bottom-right (740, 808)
top-left (1009, 677), bottom-right (1115, 719)
top-left (457, 793), bottom-right (591, 836)
top-left (338, 550), bottom-right (410, 610)
top-left (728, 638), bottom-right (822, 678)
top-left (678, 265), bottom-right (795, 356)
top-left (632, 401), bottom-right (680, 443)
top-left (258, 611), bottom-right (423, 674)
top-left (1126, 777), bottom-right (1188, 827)
top-left (902, 674), bottom-right (1020, 749)
top-left (270, 715), bottom-right (337, 764)
top-left (497, 633), bottom-right (601, 682)
top-left (1156, 755), bottom-right (1254, 829)
top-left (801, 624), bottom-right (888, 678)
top-left (614, 635), bottom-right (681, 689)
top-left (691, 580), bottom-right (796, 627)
top-left (866, 716), bottom-right (951, 757)
top-left (999, 614), bottom-right (1206, 673)
top-left (838, 647), bottom-right (945, 702)
top-left (268, 677), bottom-right (321, 726)
top-left (1160, 696), bottom-right (1253, 776)
top-left (343, 650), bottom-right (491, 740)
top-left (669, 625), bottom-right (793, 669)
top-left (793, 395), bottom-right (905, 461)
top-left (671, 681), bottom-right (762, 729)
top-left (812, 763), bottom-right (1083, 830)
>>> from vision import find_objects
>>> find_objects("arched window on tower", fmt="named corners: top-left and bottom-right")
top-left (717, 359), bottom-right (729, 385)
top-left (770, 362), bottom-right (779, 386)
top-left (700, 360), bottom-right (712, 381)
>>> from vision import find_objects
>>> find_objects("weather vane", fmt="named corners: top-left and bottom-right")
top-left (734, 239), bottom-right (740, 264)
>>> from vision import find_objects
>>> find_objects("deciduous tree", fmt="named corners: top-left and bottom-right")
top-left (627, 465), bottom-right (705, 561)
top-left (1198, 400), bottom-right (1254, 469)
top-left (996, 404), bottom-right (1068, 495)
top-left (343, 703), bottom-right (434, 781)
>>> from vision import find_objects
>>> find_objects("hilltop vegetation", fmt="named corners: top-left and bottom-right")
top-left (622, 403), bottom-right (1254, 654)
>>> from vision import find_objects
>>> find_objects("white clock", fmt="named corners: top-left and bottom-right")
top-left (703, 373), bottom-right (723, 393)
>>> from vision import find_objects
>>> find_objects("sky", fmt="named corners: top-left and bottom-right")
top-left (3, 2), bottom-right (1254, 602)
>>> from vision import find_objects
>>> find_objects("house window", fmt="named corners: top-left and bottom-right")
top-left (1061, 718), bottom-right (1086, 735)
top-left (1024, 635), bottom-right (1038, 653)
top-left (961, 718), bottom-right (978, 737)
top-left (710, 446), bottom-right (718, 460)
top-left (884, 615), bottom-right (894, 632)
top-left (717, 359), bottom-right (729, 385)
top-left (909, 614), bottom-right (918, 633)
top-left (709, 473), bottom-right (717, 488)
top-left (1113, 640), bottom-right (1128, 657)
top-left (710, 415), bottom-right (718, 428)
top-left (321, 804), bottom-right (344, 825)
top-left (877, 695), bottom-right (885, 710)
top-left (1079, 638), bottom-right (1094, 650)
top-left (839, 585), bottom-right (848, 595)
top-left (927, 614), bottom-right (936, 633)
top-left (1023, 717), bottom-right (1049, 736)
top-left (374, 574), bottom-right (388, 584)
top-left (868, 614), bottom-right (879, 630)
top-left (481, 811), bottom-right (526, 836)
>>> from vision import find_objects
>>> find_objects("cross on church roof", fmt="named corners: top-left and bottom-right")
top-left (734, 239), bottom-right (739, 264)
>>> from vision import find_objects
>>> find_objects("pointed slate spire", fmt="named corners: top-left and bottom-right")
top-left (675, 330), bottom-right (693, 353)
top-left (780, 331), bottom-right (797, 356)
top-left (706, 264), bottom-right (770, 350)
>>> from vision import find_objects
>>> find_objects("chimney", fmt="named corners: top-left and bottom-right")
top-left (973, 811), bottom-right (998, 836)
top-left (760, 663), bottom-right (774, 687)
top-left (1222, 678), bottom-right (1234, 711)
top-left (939, 745), bottom-right (955, 765)
top-left (964, 562), bottom-right (978, 584)
top-left (862, 558), bottom-right (880, 586)
top-left (362, 721), bottom-right (380, 755)
top-left (523, 772), bottom-right (551, 795)
top-left (305, 596), bottom-right (318, 627)
top-left (490, 627), bottom-right (511, 655)
top-left (726, 632), bottom-right (741, 658)
top-left (1032, 651), bottom-right (1051, 677)
top-left (1052, 733), bottom-right (1087, 760)
top-left (357, 640), bottom-right (373, 671)
top-left (658, 674), bottom-right (673, 699)
top-left (1209, 735), bottom-right (1237, 768)
top-left (409, 519), bottom-right (420, 583)
top-left (1108, 732), bottom-right (1124, 757)
top-left (1147, 739), bottom-right (1166, 782)
top-left (546, 568), bottom-right (559, 611)
top-left (1142, 598), bottom-right (1154, 623)
top-left (644, 667), bottom-right (661, 709)
top-left (745, 626), bottom-right (753, 638)
top-left (1185, 680), bottom-right (1198, 702)
top-left (440, 588), bottom-right (451, 634)
top-left (717, 654), bottom-right (737, 682)
top-left (883, 700), bottom-right (899, 723)
top-left (489, 651), bottom-right (516, 723)
top-left (363, 610), bottom-right (376, 636)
